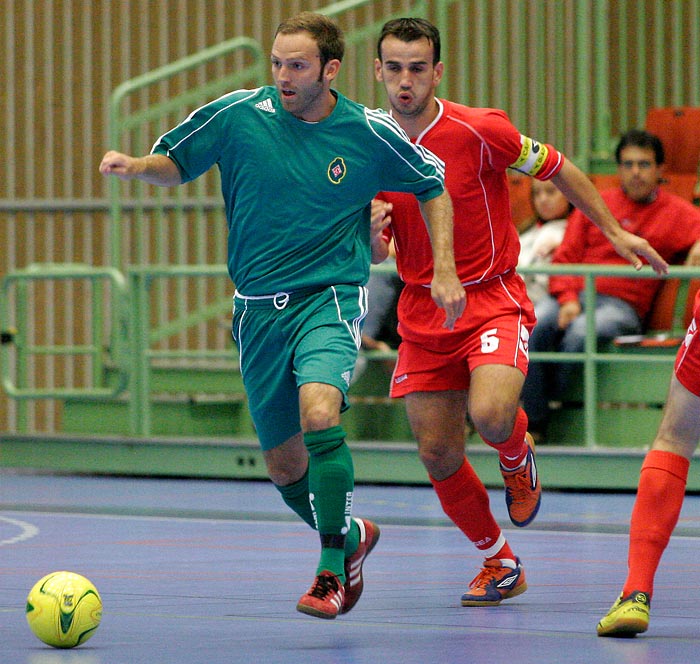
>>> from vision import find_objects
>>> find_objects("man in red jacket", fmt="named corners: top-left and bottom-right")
top-left (522, 129), bottom-right (700, 438)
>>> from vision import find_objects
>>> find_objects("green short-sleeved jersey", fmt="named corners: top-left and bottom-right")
top-left (151, 86), bottom-right (445, 295)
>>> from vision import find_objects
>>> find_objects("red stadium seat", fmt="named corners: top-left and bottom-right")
top-left (660, 173), bottom-right (697, 202)
top-left (645, 278), bottom-right (700, 334)
top-left (589, 173), bottom-right (620, 192)
top-left (645, 106), bottom-right (700, 174)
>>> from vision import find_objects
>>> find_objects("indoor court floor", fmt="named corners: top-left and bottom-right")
top-left (2, 470), bottom-right (700, 664)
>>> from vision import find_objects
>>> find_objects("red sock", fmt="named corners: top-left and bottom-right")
top-left (623, 450), bottom-right (690, 598)
top-left (481, 407), bottom-right (529, 466)
top-left (430, 458), bottom-right (514, 561)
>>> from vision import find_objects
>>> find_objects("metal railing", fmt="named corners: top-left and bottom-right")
top-left (0, 264), bottom-right (130, 435)
top-left (2, 258), bottom-right (699, 445)
top-left (520, 264), bottom-right (700, 448)
top-left (127, 264), bottom-right (232, 436)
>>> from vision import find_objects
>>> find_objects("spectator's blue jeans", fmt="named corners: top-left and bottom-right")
top-left (521, 293), bottom-right (642, 427)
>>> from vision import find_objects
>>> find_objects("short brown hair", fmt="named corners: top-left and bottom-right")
top-left (275, 12), bottom-right (345, 70)
top-left (377, 18), bottom-right (441, 65)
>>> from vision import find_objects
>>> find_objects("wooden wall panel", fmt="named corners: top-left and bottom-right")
top-left (1, 0), bottom-right (698, 433)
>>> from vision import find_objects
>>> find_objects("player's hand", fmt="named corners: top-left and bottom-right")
top-left (99, 151), bottom-right (139, 181)
top-left (370, 200), bottom-right (392, 241)
top-left (370, 199), bottom-right (393, 263)
top-left (610, 229), bottom-right (669, 275)
top-left (430, 271), bottom-right (466, 330)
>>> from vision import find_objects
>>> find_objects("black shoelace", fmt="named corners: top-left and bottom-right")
top-left (308, 575), bottom-right (338, 599)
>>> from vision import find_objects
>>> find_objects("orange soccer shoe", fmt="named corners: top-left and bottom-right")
top-left (461, 557), bottom-right (528, 607)
top-left (297, 571), bottom-right (345, 620)
top-left (500, 432), bottom-right (542, 527)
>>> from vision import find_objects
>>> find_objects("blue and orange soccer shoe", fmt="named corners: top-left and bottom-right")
top-left (500, 432), bottom-right (541, 527)
top-left (461, 557), bottom-right (528, 606)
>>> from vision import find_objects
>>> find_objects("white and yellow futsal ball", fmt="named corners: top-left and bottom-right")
top-left (26, 571), bottom-right (102, 648)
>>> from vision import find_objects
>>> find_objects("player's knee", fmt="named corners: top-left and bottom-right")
top-left (267, 465), bottom-right (302, 486)
top-left (263, 436), bottom-right (307, 486)
top-left (470, 403), bottom-right (515, 442)
top-left (418, 441), bottom-right (446, 466)
top-left (299, 384), bottom-right (343, 431)
top-left (417, 439), bottom-right (463, 473)
top-left (300, 396), bottom-right (340, 431)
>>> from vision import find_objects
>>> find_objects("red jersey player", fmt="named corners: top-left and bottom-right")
top-left (372, 18), bottom-right (668, 607)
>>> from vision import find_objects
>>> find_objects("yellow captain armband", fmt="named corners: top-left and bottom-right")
top-left (511, 135), bottom-right (549, 177)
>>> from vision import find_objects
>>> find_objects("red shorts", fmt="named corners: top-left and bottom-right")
top-left (675, 290), bottom-right (700, 397)
top-left (390, 271), bottom-right (536, 397)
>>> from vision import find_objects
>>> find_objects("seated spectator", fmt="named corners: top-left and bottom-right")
top-left (517, 179), bottom-right (572, 305)
top-left (522, 129), bottom-right (700, 441)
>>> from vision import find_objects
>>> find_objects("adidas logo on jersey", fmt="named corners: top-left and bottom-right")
top-left (255, 98), bottom-right (275, 113)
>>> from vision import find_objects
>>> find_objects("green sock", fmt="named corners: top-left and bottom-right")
top-left (275, 466), bottom-right (360, 556)
top-left (305, 425), bottom-right (355, 582)
top-left (344, 518), bottom-right (360, 557)
top-left (274, 469), bottom-right (315, 529)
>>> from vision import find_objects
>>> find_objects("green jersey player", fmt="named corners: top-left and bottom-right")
top-left (100, 11), bottom-right (465, 620)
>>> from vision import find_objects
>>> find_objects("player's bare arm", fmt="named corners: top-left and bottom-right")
top-left (551, 160), bottom-right (669, 275)
top-left (99, 151), bottom-right (182, 187)
top-left (419, 191), bottom-right (466, 329)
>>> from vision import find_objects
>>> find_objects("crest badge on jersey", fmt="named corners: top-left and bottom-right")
top-left (327, 157), bottom-right (347, 185)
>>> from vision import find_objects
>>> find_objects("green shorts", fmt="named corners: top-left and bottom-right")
top-left (232, 285), bottom-right (367, 451)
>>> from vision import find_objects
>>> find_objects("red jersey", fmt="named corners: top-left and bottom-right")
top-left (551, 187), bottom-right (700, 320)
top-left (378, 99), bottom-right (564, 286)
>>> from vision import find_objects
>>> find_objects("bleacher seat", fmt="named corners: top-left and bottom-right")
top-left (645, 107), bottom-right (700, 174)
top-left (645, 107), bottom-right (700, 204)
top-left (641, 277), bottom-right (700, 337)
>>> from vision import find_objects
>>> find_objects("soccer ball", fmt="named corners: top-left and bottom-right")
top-left (26, 571), bottom-right (102, 648)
